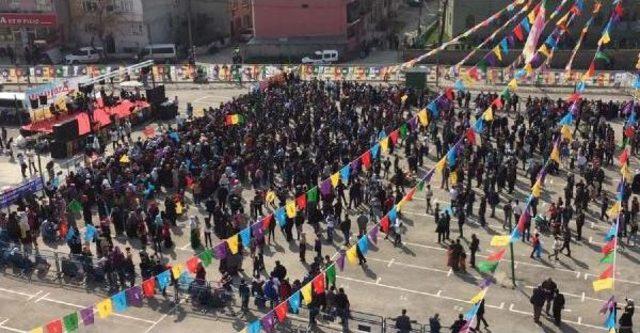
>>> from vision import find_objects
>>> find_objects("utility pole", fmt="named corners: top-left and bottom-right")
top-left (417, 1), bottom-right (423, 36)
top-left (438, 0), bottom-right (449, 46)
top-left (508, 216), bottom-right (516, 287)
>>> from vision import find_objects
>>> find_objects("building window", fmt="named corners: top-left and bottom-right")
top-left (36, 0), bottom-right (53, 12)
top-left (83, 0), bottom-right (99, 12)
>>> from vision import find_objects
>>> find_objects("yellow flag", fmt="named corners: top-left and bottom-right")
top-left (607, 202), bottom-right (622, 217)
top-left (490, 235), bottom-right (511, 247)
top-left (380, 137), bottom-right (389, 153)
top-left (417, 109), bottom-right (429, 126)
top-left (493, 46), bottom-right (502, 61)
top-left (171, 264), bottom-right (183, 279)
top-left (301, 283), bottom-right (313, 304)
top-left (227, 235), bottom-right (239, 254)
top-left (507, 79), bottom-right (518, 92)
top-left (550, 146), bottom-right (561, 163)
top-left (29, 328), bottom-right (43, 333)
top-left (483, 108), bottom-right (494, 121)
top-left (346, 245), bottom-right (358, 265)
top-left (119, 155), bottom-right (130, 163)
top-left (401, 95), bottom-right (408, 104)
top-left (561, 125), bottom-right (572, 141)
top-left (265, 191), bottom-right (276, 204)
top-left (397, 199), bottom-right (406, 212)
top-left (621, 164), bottom-right (632, 182)
top-left (449, 170), bottom-right (458, 185)
top-left (286, 200), bottom-right (297, 218)
top-left (175, 201), bottom-right (183, 215)
top-left (97, 298), bottom-right (113, 319)
top-left (524, 63), bottom-right (533, 74)
top-left (531, 181), bottom-right (542, 198)
top-left (539, 45), bottom-right (551, 58)
top-left (469, 289), bottom-right (487, 304)
top-left (435, 158), bottom-right (447, 173)
top-left (592, 278), bottom-right (614, 292)
top-left (528, 10), bottom-right (536, 23)
top-left (599, 32), bottom-right (611, 46)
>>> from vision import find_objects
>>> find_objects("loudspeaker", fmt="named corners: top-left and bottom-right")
top-left (53, 118), bottom-right (79, 142)
top-left (29, 97), bottom-right (39, 109)
top-left (405, 71), bottom-right (426, 91)
top-left (39, 95), bottom-right (47, 105)
top-left (145, 85), bottom-right (166, 104)
top-left (50, 140), bottom-right (68, 159)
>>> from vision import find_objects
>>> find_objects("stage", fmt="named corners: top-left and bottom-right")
top-left (21, 100), bottom-right (150, 136)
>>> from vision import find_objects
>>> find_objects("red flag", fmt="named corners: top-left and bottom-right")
top-left (599, 265), bottom-right (614, 279)
top-left (601, 239), bottom-right (616, 254)
top-left (514, 25), bottom-right (524, 41)
top-left (380, 215), bottom-right (390, 233)
top-left (186, 256), bottom-right (200, 274)
top-left (492, 98), bottom-right (503, 108)
top-left (389, 130), bottom-right (399, 145)
top-left (262, 214), bottom-right (273, 230)
top-left (405, 188), bottom-right (416, 201)
top-left (465, 128), bottom-right (476, 145)
top-left (619, 149), bottom-right (629, 166)
top-left (587, 62), bottom-right (595, 78)
top-left (313, 273), bottom-right (326, 294)
top-left (225, 115), bottom-right (233, 126)
top-left (362, 151), bottom-right (372, 169)
top-left (486, 248), bottom-right (506, 261)
top-left (275, 302), bottom-right (288, 322)
top-left (468, 67), bottom-right (480, 80)
top-left (615, 2), bottom-right (623, 17)
top-left (567, 93), bottom-right (581, 103)
top-left (296, 194), bottom-right (307, 210)
top-left (569, 5), bottom-right (580, 15)
top-left (143, 126), bottom-right (156, 137)
top-left (625, 126), bottom-right (635, 138)
top-left (516, 212), bottom-right (530, 233)
top-left (185, 175), bottom-right (194, 188)
top-left (445, 88), bottom-right (455, 101)
top-left (46, 319), bottom-right (63, 333)
top-left (142, 278), bottom-right (156, 297)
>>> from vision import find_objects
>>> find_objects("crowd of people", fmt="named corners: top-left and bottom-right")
top-left (0, 71), bottom-right (637, 331)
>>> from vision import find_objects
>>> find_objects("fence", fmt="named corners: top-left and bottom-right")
top-left (0, 63), bottom-right (636, 89)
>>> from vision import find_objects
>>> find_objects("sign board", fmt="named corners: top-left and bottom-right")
top-left (0, 177), bottom-right (43, 209)
top-left (0, 13), bottom-right (57, 27)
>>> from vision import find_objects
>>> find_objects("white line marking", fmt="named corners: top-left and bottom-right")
top-left (34, 292), bottom-right (50, 303)
top-left (508, 303), bottom-right (531, 315)
top-left (369, 257), bottom-right (449, 274)
top-left (143, 314), bottom-right (168, 333)
top-left (376, 277), bottom-right (382, 284)
top-left (0, 319), bottom-right (8, 325)
top-left (436, 290), bottom-right (442, 297)
top-left (40, 297), bottom-right (157, 324)
top-left (0, 324), bottom-right (25, 333)
top-left (498, 302), bottom-right (505, 310)
top-left (27, 290), bottom-right (43, 301)
top-left (447, 268), bottom-right (453, 277)
top-left (387, 258), bottom-right (395, 268)
top-left (0, 287), bottom-right (37, 298)
top-left (578, 316), bottom-right (582, 324)
top-left (576, 272), bottom-right (581, 279)
top-left (179, 242), bottom-right (192, 251)
top-left (581, 292), bottom-right (585, 303)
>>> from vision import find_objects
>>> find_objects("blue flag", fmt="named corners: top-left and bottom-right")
top-left (156, 270), bottom-right (171, 290)
top-left (388, 206), bottom-right (397, 222)
top-left (358, 236), bottom-right (369, 255)
top-left (605, 223), bottom-right (618, 241)
top-left (464, 303), bottom-right (481, 320)
top-left (545, 35), bottom-right (557, 48)
top-left (377, 130), bottom-right (386, 140)
top-left (240, 227), bottom-right (251, 248)
top-left (289, 291), bottom-right (301, 313)
top-left (604, 309), bottom-right (616, 329)
top-left (447, 148), bottom-right (457, 166)
top-left (473, 119), bottom-right (485, 133)
top-left (340, 165), bottom-right (351, 183)
top-left (84, 225), bottom-right (97, 242)
top-left (275, 207), bottom-right (286, 227)
top-left (514, 69), bottom-right (526, 79)
top-left (454, 79), bottom-right (466, 92)
top-left (576, 80), bottom-right (586, 93)
top-left (427, 100), bottom-right (439, 118)
top-left (500, 38), bottom-right (509, 55)
top-left (179, 271), bottom-right (194, 286)
top-left (65, 227), bottom-right (76, 242)
top-left (521, 19), bottom-right (530, 33)
top-left (371, 143), bottom-right (380, 159)
top-left (168, 132), bottom-right (180, 143)
top-left (112, 290), bottom-right (128, 312)
top-left (248, 320), bottom-right (262, 333)
top-left (558, 112), bottom-right (574, 125)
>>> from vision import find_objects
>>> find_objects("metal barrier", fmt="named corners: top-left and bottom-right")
top-left (383, 317), bottom-right (424, 333)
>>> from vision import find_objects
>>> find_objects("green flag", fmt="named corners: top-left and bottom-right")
top-left (417, 181), bottom-right (425, 191)
top-left (600, 252), bottom-right (614, 264)
top-left (595, 51), bottom-right (610, 63)
top-left (68, 199), bottom-right (82, 213)
top-left (307, 186), bottom-right (319, 202)
top-left (477, 60), bottom-right (488, 73)
top-left (399, 124), bottom-right (408, 139)
top-left (63, 312), bottom-right (79, 332)
top-left (477, 261), bottom-right (499, 273)
top-left (326, 264), bottom-right (336, 286)
top-left (500, 89), bottom-right (511, 102)
top-left (198, 249), bottom-right (213, 267)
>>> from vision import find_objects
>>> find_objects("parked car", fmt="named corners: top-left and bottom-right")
top-left (65, 47), bottom-right (104, 64)
top-left (140, 44), bottom-right (177, 63)
top-left (301, 50), bottom-right (339, 64)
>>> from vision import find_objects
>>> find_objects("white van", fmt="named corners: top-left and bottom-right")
top-left (0, 92), bottom-right (28, 125)
top-left (141, 44), bottom-right (177, 63)
top-left (301, 50), bottom-right (339, 64)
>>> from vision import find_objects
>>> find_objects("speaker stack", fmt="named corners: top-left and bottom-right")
top-left (50, 118), bottom-right (80, 159)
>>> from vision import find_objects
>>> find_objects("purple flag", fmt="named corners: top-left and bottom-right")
top-left (408, 117), bottom-right (418, 130)
top-left (507, 35), bottom-right (515, 46)
top-left (126, 286), bottom-right (143, 307)
top-left (80, 306), bottom-right (94, 326)
top-left (478, 277), bottom-right (494, 289)
top-left (337, 250), bottom-right (346, 271)
top-left (351, 159), bottom-right (361, 172)
top-left (600, 296), bottom-right (616, 314)
top-left (485, 54), bottom-right (496, 67)
top-left (320, 179), bottom-right (332, 196)
top-left (251, 221), bottom-right (264, 239)
top-left (261, 312), bottom-right (276, 333)
top-left (424, 169), bottom-right (434, 182)
top-left (214, 242), bottom-right (228, 260)
top-left (369, 227), bottom-right (379, 245)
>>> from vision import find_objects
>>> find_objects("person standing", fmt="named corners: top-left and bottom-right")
top-left (473, 299), bottom-right (489, 331)
top-left (429, 313), bottom-right (441, 333)
top-left (425, 185), bottom-right (433, 214)
top-left (457, 209), bottom-right (466, 239)
top-left (503, 200), bottom-right (513, 230)
top-left (559, 227), bottom-right (572, 257)
top-left (552, 289), bottom-right (565, 326)
top-left (238, 279), bottom-right (250, 312)
top-left (530, 232), bottom-right (542, 259)
top-left (575, 210), bottom-right (585, 241)
top-left (530, 285), bottom-right (546, 323)
top-left (450, 314), bottom-right (467, 333)
top-left (299, 233), bottom-right (307, 263)
top-left (395, 309), bottom-right (412, 333)
top-left (619, 299), bottom-right (635, 333)
top-left (548, 236), bottom-right (561, 261)
top-left (340, 215), bottom-right (351, 245)
top-left (469, 234), bottom-right (479, 268)
top-left (541, 278), bottom-right (558, 316)
top-left (357, 211), bottom-right (368, 237)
